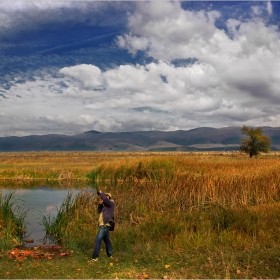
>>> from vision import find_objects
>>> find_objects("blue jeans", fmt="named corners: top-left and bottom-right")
top-left (92, 226), bottom-right (112, 259)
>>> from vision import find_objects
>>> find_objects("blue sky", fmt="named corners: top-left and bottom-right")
top-left (0, 1), bottom-right (280, 136)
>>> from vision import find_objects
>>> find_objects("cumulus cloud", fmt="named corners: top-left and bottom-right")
top-left (116, 2), bottom-right (223, 62)
top-left (0, 1), bottom-right (133, 39)
top-left (114, 1), bottom-right (280, 119)
top-left (267, 0), bottom-right (273, 15)
top-left (60, 64), bottom-right (103, 90)
top-left (1, 1), bottom-right (280, 136)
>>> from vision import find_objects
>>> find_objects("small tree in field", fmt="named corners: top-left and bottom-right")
top-left (240, 126), bottom-right (271, 158)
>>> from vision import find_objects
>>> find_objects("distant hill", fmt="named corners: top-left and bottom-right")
top-left (0, 126), bottom-right (280, 152)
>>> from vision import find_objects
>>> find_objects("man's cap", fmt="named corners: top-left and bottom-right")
top-left (106, 193), bottom-right (112, 199)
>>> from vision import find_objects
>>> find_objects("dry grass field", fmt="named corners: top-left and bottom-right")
top-left (0, 151), bottom-right (190, 180)
top-left (1, 151), bottom-right (280, 278)
top-left (1, 150), bottom-right (279, 180)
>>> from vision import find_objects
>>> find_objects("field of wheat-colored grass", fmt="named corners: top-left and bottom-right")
top-left (1, 151), bottom-right (280, 278)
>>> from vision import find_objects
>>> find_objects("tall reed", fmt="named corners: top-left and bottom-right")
top-left (33, 154), bottom-right (280, 278)
top-left (87, 156), bottom-right (280, 208)
top-left (87, 158), bottom-right (177, 185)
top-left (85, 156), bottom-right (280, 255)
top-left (40, 190), bottom-right (96, 251)
top-left (0, 191), bottom-right (27, 250)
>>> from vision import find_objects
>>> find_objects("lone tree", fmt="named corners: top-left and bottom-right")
top-left (240, 126), bottom-right (271, 158)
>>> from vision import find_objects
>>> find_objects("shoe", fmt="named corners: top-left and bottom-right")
top-left (108, 256), bottom-right (113, 258)
top-left (90, 258), bottom-right (98, 263)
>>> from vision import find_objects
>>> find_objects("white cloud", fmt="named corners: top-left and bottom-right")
top-left (267, 0), bottom-right (273, 15)
top-left (0, 1), bottom-right (127, 38)
top-left (1, 1), bottom-right (280, 136)
top-left (116, 1), bottom-right (280, 103)
top-left (117, 2), bottom-right (224, 62)
top-left (60, 64), bottom-right (103, 90)
top-left (252, 6), bottom-right (261, 16)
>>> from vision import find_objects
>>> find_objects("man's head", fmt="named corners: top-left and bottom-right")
top-left (106, 193), bottom-right (112, 199)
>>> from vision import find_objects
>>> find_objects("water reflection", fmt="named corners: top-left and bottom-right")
top-left (0, 181), bottom-right (96, 247)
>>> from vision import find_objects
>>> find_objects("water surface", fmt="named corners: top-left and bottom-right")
top-left (0, 181), bottom-right (95, 247)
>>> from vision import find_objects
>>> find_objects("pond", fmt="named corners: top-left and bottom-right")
top-left (0, 181), bottom-right (96, 247)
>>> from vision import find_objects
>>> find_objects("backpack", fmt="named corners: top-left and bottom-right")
top-left (109, 217), bottom-right (115, 231)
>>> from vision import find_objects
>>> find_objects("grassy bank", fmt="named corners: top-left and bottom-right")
top-left (1, 151), bottom-right (280, 278)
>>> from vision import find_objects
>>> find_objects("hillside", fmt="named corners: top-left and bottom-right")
top-left (0, 126), bottom-right (279, 152)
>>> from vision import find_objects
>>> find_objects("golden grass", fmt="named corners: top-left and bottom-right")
top-left (1, 151), bottom-right (280, 208)
top-left (1, 151), bottom-right (280, 278)
top-left (0, 151), bottom-right (240, 180)
top-left (0, 151), bottom-right (184, 179)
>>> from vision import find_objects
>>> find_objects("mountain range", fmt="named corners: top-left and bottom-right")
top-left (1, 127), bottom-right (280, 152)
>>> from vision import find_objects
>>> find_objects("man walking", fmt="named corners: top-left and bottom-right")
top-left (91, 190), bottom-right (115, 262)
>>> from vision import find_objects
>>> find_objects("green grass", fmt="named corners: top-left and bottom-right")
top-left (0, 241), bottom-right (279, 278)
top-left (0, 191), bottom-right (27, 250)
top-left (1, 189), bottom-right (277, 279)
top-left (39, 191), bottom-right (96, 252)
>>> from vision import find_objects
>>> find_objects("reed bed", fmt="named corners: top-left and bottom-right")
top-left (0, 192), bottom-right (27, 250)
top-left (87, 155), bottom-right (280, 208)
top-left (40, 191), bottom-right (96, 251)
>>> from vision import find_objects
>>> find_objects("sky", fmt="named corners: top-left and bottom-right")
top-left (1, 0), bottom-right (280, 137)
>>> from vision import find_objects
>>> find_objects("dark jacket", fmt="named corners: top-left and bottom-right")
top-left (97, 192), bottom-right (115, 224)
